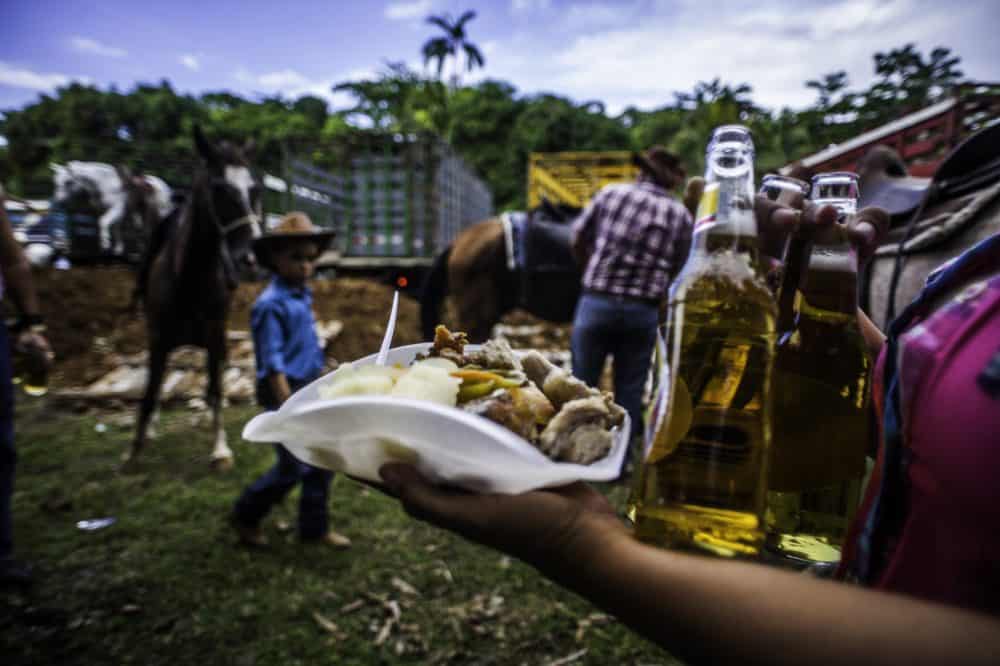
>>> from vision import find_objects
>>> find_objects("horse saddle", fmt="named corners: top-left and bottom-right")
top-left (499, 208), bottom-right (581, 321)
top-left (500, 211), bottom-right (578, 274)
top-left (860, 122), bottom-right (1000, 231)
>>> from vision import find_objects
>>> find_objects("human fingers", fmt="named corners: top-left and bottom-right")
top-left (379, 464), bottom-right (619, 566)
top-left (380, 463), bottom-right (487, 535)
top-left (847, 206), bottom-right (890, 265)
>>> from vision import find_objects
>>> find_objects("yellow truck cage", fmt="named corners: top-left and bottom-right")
top-left (527, 151), bottom-right (639, 209)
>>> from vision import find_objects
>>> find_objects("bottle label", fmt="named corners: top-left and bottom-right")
top-left (695, 182), bottom-right (719, 229)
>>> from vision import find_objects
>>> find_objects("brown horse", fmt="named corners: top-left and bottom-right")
top-left (124, 127), bottom-right (263, 470)
top-left (420, 204), bottom-right (580, 342)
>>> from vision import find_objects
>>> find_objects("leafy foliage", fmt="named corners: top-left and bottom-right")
top-left (422, 11), bottom-right (485, 88)
top-left (0, 43), bottom-right (973, 209)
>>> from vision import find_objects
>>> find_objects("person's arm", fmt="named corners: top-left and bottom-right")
top-left (379, 464), bottom-right (1000, 665)
top-left (0, 187), bottom-right (52, 360)
top-left (570, 194), bottom-right (602, 268)
top-left (857, 308), bottom-right (886, 358)
top-left (668, 211), bottom-right (693, 283)
top-left (267, 372), bottom-right (292, 406)
top-left (252, 300), bottom-right (290, 403)
top-left (0, 188), bottom-right (43, 324)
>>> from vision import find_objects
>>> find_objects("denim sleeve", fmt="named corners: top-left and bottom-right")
top-left (252, 301), bottom-right (286, 377)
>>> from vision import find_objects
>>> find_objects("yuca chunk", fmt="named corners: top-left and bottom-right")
top-left (318, 365), bottom-right (401, 398)
top-left (390, 364), bottom-right (462, 406)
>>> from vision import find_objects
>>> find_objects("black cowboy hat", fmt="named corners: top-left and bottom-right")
top-left (859, 122), bottom-right (1000, 221)
top-left (253, 211), bottom-right (336, 270)
top-left (633, 146), bottom-right (685, 190)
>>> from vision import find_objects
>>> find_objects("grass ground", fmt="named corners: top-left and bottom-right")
top-left (1, 398), bottom-right (680, 665)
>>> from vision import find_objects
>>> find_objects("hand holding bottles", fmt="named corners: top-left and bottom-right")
top-left (379, 463), bottom-right (623, 570)
top-left (754, 192), bottom-right (889, 268)
top-left (842, 205), bottom-right (890, 266)
top-left (13, 327), bottom-right (53, 396)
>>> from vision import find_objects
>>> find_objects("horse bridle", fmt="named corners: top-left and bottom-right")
top-left (203, 175), bottom-right (262, 289)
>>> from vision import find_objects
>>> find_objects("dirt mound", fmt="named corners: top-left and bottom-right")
top-left (33, 267), bottom-right (423, 388)
top-left (32, 266), bottom-right (569, 396)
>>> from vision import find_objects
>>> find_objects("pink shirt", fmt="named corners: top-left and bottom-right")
top-left (841, 267), bottom-right (1000, 614)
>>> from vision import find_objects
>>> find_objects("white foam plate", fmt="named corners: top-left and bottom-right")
top-left (242, 344), bottom-right (630, 494)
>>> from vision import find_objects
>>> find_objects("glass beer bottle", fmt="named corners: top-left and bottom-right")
top-left (631, 126), bottom-right (777, 558)
top-left (759, 174), bottom-right (812, 299)
top-left (765, 172), bottom-right (871, 568)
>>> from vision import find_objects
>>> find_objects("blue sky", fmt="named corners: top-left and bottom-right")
top-left (2, 0), bottom-right (998, 116)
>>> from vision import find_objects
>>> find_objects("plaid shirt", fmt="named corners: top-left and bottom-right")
top-left (572, 176), bottom-right (693, 301)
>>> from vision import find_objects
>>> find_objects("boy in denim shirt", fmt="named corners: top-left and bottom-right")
top-left (232, 212), bottom-right (350, 548)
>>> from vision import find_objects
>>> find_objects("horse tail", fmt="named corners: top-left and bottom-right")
top-left (421, 245), bottom-right (451, 341)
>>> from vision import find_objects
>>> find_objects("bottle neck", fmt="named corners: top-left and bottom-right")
top-left (778, 229), bottom-right (860, 336)
top-left (692, 173), bottom-right (760, 258)
top-left (801, 238), bottom-right (859, 317)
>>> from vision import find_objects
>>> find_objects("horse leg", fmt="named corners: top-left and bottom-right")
top-left (99, 202), bottom-right (123, 255)
top-left (456, 273), bottom-right (503, 342)
top-left (206, 341), bottom-right (233, 471)
top-left (125, 344), bottom-right (168, 468)
top-left (147, 407), bottom-right (161, 440)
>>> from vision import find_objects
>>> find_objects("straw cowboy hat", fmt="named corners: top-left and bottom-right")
top-left (253, 211), bottom-right (336, 270)
top-left (633, 146), bottom-right (686, 190)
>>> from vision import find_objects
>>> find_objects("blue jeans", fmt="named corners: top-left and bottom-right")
top-left (0, 324), bottom-right (15, 560)
top-left (571, 292), bottom-right (658, 460)
top-left (233, 377), bottom-right (333, 540)
top-left (233, 444), bottom-right (333, 540)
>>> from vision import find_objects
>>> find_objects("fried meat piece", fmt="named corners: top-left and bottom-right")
top-left (463, 389), bottom-right (536, 442)
top-left (521, 350), bottom-right (593, 408)
top-left (538, 396), bottom-right (615, 464)
top-left (431, 325), bottom-right (468, 366)
top-left (464, 338), bottom-right (523, 372)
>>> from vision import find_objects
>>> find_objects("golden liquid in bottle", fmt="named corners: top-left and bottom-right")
top-left (13, 345), bottom-right (49, 397)
top-left (631, 231), bottom-right (777, 558)
top-left (765, 258), bottom-right (870, 565)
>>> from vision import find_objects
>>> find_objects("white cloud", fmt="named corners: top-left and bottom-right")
top-left (0, 62), bottom-right (72, 91)
top-left (179, 54), bottom-right (201, 71)
top-left (70, 36), bottom-right (127, 58)
top-left (384, 0), bottom-right (432, 20)
top-left (235, 67), bottom-right (363, 110)
top-left (564, 2), bottom-right (635, 30)
top-left (476, 0), bottom-right (995, 114)
top-left (257, 69), bottom-right (313, 89)
top-left (512, 0), bottom-right (551, 11)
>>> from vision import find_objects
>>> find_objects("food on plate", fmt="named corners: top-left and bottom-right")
top-left (318, 359), bottom-right (461, 406)
top-left (317, 325), bottom-right (626, 464)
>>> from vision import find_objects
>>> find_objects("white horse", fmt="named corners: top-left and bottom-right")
top-left (51, 161), bottom-right (171, 255)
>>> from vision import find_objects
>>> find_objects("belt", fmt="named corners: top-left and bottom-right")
top-left (583, 289), bottom-right (661, 307)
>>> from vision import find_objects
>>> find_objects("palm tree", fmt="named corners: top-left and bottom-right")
top-left (421, 10), bottom-right (485, 88)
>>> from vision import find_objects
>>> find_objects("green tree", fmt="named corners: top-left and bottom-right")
top-left (858, 44), bottom-right (964, 129)
top-left (333, 62), bottom-right (449, 135)
top-left (421, 11), bottom-right (485, 88)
